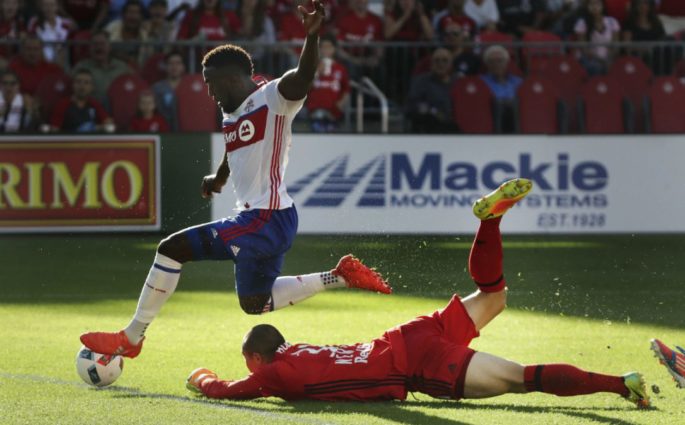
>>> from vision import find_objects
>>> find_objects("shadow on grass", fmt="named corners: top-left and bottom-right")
top-left (2, 233), bottom-right (684, 329)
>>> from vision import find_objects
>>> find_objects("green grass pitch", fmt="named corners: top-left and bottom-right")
top-left (1, 232), bottom-right (684, 424)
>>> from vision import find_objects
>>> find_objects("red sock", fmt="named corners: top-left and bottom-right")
top-left (468, 217), bottom-right (505, 292)
top-left (524, 364), bottom-right (628, 397)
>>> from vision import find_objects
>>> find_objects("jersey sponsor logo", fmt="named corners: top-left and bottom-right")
top-left (223, 106), bottom-right (268, 153)
top-left (287, 153), bottom-right (609, 209)
top-left (230, 245), bottom-right (240, 256)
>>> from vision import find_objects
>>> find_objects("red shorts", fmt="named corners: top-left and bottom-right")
top-left (384, 295), bottom-right (479, 400)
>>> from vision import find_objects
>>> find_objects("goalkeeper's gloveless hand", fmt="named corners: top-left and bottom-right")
top-left (186, 368), bottom-right (217, 394)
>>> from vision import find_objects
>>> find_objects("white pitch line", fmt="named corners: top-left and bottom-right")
top-left (0, 372), bottom-right (337, 425)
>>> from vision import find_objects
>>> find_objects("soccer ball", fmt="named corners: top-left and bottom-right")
top-left (75, 346), bottom-right (124, 387)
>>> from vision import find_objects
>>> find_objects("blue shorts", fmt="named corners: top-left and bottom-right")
top-left (182, 206), bottom-right (298, 297)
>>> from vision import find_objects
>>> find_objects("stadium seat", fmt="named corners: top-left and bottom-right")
top-left (516, 77), bottom-right (563, 134)
top-left (673, 58), bottom-right (685, 78)
top-left (578, 76), bottom-right (629, 133)
top-left (176, 74), bottom-right (219, 132)
top-left (660, 0), bottom-right (685, 16)
top-left (521, 31), bottom-right (563, 74)
top-left (107, 73), bottom-right (149, 130)
top-left (141, 53), bottom-right (167, 84)
top-left (645, 76), bottom-right (685, 133)
top-left (450, 76), bottom-right (495, 133)
top-left (609, 56), bottom-right (652, 132)
top-left (34, 72), bottom-right (71, 122)
top-left (535, 55), bottom-right (586, 133)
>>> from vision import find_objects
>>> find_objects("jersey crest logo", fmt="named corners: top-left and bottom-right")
top-left (230, 245), bottom-right (241, 256)
top-left (239, 120), bottom-right (255, 142)
top-left (223, 106), bottom-right (268, 152)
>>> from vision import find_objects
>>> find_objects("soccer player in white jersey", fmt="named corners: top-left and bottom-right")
top-left (80, 0), bottom-right (391, 359)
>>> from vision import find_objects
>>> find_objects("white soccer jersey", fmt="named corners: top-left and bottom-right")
top-left (221, 78), bottom-right (304, 211)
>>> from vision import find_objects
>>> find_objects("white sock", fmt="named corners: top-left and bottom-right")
top-left (124, 253), bottom-right (182, 344)
top-left (271, 271), bottom-right (345, 311)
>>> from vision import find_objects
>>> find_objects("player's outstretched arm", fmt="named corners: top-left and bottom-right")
top-left (200, 153), bottom-right (230, 199)
top-left (187, 368), bottom-right (263, 399)
top-left (278, 0), bottom-right (324, 101)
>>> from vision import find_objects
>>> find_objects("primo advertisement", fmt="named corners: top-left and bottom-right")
top-left (0, 136), bottom-right (161, 232)
top-left (211, 134), bottom-right (685, 234)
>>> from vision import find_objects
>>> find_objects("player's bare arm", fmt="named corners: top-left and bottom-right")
top-left (201, 153), bottom-right (231, 199)
top-left (278, 0), bottom-right (325, 101)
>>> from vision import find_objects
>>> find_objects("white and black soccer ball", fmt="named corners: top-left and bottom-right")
top-left (75, 346), bottom-right (124, 387)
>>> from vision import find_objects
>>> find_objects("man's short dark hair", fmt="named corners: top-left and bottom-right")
top-left (123, 0), bottom-right (144, 13)
top-left (74, 68), bottom-right (93, 79)
top-left (242, 324), bottom-right (285, 360)
top-left (202, 44), bottom-right (254, 76)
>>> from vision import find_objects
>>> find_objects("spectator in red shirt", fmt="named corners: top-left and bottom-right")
top-left (50, 68), bottom-right (114, 132)
top-left (237, 0), bottom-right (277, 72)
top-left (28, 0), bottom-right (75, 66)
top-left (9, 35), bottom-right (64, 96)
top-left (434, 0), bottom-right (478, 39)
top-left (186, 181), bottom-right (650, 410)
top-left (0, 70), bottom-right (37, 132)
top-left (384, 0), bottom-right (433, 41)
top-left (0, 0), bottom-right (26, 59)
top-left (306, 34), bottom-right (349, 132)
top-left (277, 0), bottom-right (309, 70)
top-left (335, 0), bottom-right (384, 80)
top-left (176, 0), bottom-right (241, 41)
top-left (384, 0), bottom-right (434, 102)
top-left (60, 0), bottom-right (109, 31)
top-left (129, 89), bottom-right (171, 132)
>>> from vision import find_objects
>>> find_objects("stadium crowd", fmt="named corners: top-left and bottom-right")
top-left (1, 0), bottom-right (685, 134)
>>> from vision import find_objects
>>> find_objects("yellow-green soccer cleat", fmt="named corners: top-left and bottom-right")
top-left (472, 178), bottom-right (533, 220)
top-left (623, 372), bottom-right (651, 409)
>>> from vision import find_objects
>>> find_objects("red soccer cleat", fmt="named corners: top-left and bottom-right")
top-left (80, 330), bottom-right (144, 359)
top-left (332, 254), bottom-right (392, 294)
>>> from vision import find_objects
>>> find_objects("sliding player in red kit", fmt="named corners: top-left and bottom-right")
top-left (187, 178), bottom-right (651, 408)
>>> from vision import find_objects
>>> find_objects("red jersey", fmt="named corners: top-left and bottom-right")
top-left (50, 96), bottom-right (109, 131)
top-left (202, 338), bottom-right (408, 401)
top-left (9, 58), bottom-right (64, 95)
top-left (277, 13), bottom-right (307, 55)
top-left (385, 11), bottom-right (425, 41)
top-left (129, 114), bottom-right (170, 132)
top-left (306, 61), bottom-right (349, 119)
top-left (661, 0), bottom-right (685, 16)
top-left (62, 0), bottom-right (108, 26)
top-left (336, 11), bottom-right (383, 57)
top-left (438, 14), bottom-right (476, 37)
top-left (177, 11), bottom-right (241, 40)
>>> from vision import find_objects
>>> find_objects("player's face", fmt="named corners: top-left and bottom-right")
top-left (203, 66), bottom-right (244, 113)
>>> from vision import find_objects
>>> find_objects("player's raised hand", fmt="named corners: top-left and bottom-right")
top-left (201, 174), bottom-right (223, 199)
top-left (186, 367), bottom-right (217, 394)
top-left (299, 0), bottom-right (325, 36)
